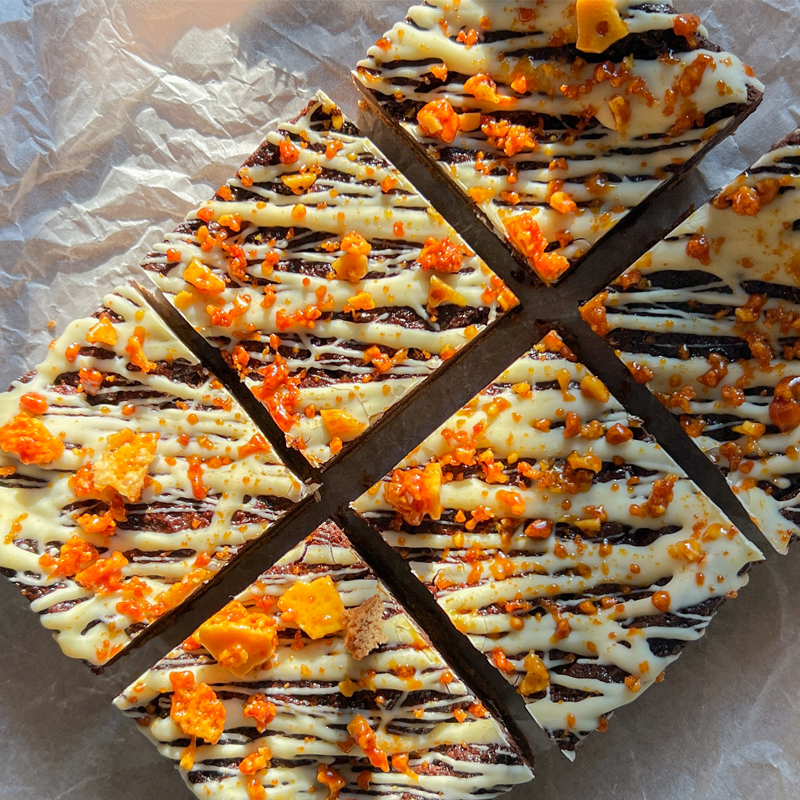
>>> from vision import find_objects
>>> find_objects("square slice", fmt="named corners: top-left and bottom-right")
top-left (355, 0), bottom-right (763, 283)
top-left (0, 285), bottom-right (307, 667)
top-left (144, 91), bottom-right (517, 467)
top-left (353, 331), bottom-right (761, 755)
top-left (114, 520), bottom-right (534, 800)
top-left (582, 129), bottom-right (800, 553)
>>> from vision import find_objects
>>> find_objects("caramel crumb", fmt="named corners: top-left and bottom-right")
top-left (341, 594), bottom-right (388, 660)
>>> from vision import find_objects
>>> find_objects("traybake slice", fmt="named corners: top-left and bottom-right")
top-left (353, 331), bottom-right (761, 755)
top-left (114, 520), bottom-right (534, 800)
top-left (355, 0), bottom-right (763, 284)
top-left (0, 285), bottom-right (307, 667)
top-left (582, 129), bottom-right (800, 553)
top-left (144, 91), bottom-right (516, 467)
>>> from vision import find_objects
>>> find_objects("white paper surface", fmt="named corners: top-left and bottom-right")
top-left (0, 1), bottom-right (799, 799)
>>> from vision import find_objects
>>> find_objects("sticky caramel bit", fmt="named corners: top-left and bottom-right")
top-left (317, 764), bottom-right (346, 799)
top-left (279, 137), bottom-right (299, 164)
top-left (605, 423), bottom-right (633, 445)
top-left (575, 0), bottom-right (629, 54)
top-left (549, 190), bottom-right (578, 214)
top-left (282, 169), bottom-right (318, 195)
top-left (518, 652), bottom-right (550, 695)
top-left (240, 747), bottom-right (272, 799)
top-left (85, 316), bottom-right (118, 346)
top-left (686, 234), bottom-right (711, 266)
top-left (429, 275), bottom-right (467, 310)
top-left (713, 178), bottom-right (782, 216)
top-left (697, 353), bottom-right (729, 388)
top-left (39, 534), bottom-right (98, 578)
top-left (341, 593), bottom-right (388, 660)
top-left (770, 376), bottom-right (800, 432)
top-left (727, 186), bottom-right (761, 216)
top-left (348, 714), bottom-right (389, 772)
top-left (607, 95), bottom-right (632, 133)
top-left (416, 98), bottom-right (460, 143)
top-left (505, 212), bottom-right (569, 282)
top-left (681, 416), bottom-right (706, 438)
top-left (384, 463), bottom-right (443, 525)
top-left (744, 330), bottom-right (773, 368)
top-left (75, 550), bottom-right (128, 594)
top-left (645, 474), bottom-right (677, 518)
top-left (278, 575), bottom-right (345, 639)
top-left (93, 429), bottom-right (158, 502)
top-left (651, 590), bottom-right (671, 612)
top-left (580, 374), bottom-right (610, 402)
top-left (481, 117), bottom-right (538, 156)
top-left (243, 694), bottom-right (277, 733)
top-left (169, 670), bottom-right (226, 744)
top-left (418, 236), bottom-right (463, 273)
top-left (198, 600), bottom-right (278, 677)
top-left (183, 258), bottom-right (226, 296)
top-left (524, 519), bottom-right (553, 539)
top-left (463, 74), bottom-right (516, 107)
top-left (320, 409), bottom-right (366, 442)
top-left (76, 493), bottom-right (127, 536)
top-left (721, 386), bottom-right (746, 408)
top-left (345, 290), bottom-right (376, 312)
top-left (68, 462), bottom-right (95, 497)
top-left (720, 441), bottom-right (743, 472)
top-left (19, 392), bottom-right (48, 415)
top-left (669, 537), bottom-right (705, 564)
top-left (580, 292), bottom-right (609, 336)
top-left (676, 53), bottom-right (716, 99)
top-left (537, 330), bottom-right (577, 361)
top-left (673, 13), bottom-right (701, 43)
top-left (251, 352), bottom-right (301, 433)
top-left (0, 413), bottom-right (64, 465)
top-left (332, 232), bottom-right (371, 283)
top-left (238, 434), bottom-right (270, 459)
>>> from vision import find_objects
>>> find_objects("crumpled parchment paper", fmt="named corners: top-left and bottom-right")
top-left (0, 2), bottom-right (799, 799)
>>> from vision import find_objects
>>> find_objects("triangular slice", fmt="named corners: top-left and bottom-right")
top-left (0, 285), bottom-right (307, 667)
top-left (582, 129), bottom-right (800, 553)
top-left (353, 331), bottom-right (761, 755)
top-left (114, 520), bottom-right (534, 800)
top-left (355, 1), bottom-right (763, 283)
top-left (143, 91), bottom-right (517, 466)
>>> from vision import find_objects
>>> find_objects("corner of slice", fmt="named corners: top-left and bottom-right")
top-left (355, 1), bottom-right (763, 283)
top-left (582, 127), bottom-right (800, 554)
top-left (352, 330), bottom-right (761, 755)
top-left (143, 91), bottom-right (517, 467)
top-left (0, 285), bottom-right (307, 667)
top-left (114, 519), bottom-right (534, 800)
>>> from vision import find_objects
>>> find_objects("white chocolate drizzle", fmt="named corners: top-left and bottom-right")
top-left (114, 521), bottom-right (534, 799)
top-left (0, 285), bottom-right (306, 666)
top-left (353, 334), bottom-right (761, 754)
